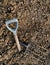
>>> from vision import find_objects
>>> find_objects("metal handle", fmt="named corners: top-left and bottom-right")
top-left (5, 18), bottom-right (18, 34)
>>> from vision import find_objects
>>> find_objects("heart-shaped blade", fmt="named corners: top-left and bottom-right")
top-left (5, 18), bottom-right (18, 34)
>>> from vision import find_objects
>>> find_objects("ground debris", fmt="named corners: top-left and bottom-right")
top-left (0, 0), bottom-right (50, 65)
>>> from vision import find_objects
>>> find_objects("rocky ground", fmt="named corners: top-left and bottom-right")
top-left (0, 0), bottom-right (50, 65)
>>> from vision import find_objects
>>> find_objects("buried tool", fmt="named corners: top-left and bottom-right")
top-left (5, 18), bottom-right (21, 52)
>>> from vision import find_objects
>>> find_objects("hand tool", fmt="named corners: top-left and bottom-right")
top-left (5, 18), bottom-right (21, 52)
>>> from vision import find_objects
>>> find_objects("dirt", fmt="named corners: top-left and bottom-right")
top-left (0, 0), bottom-right (50, 65)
